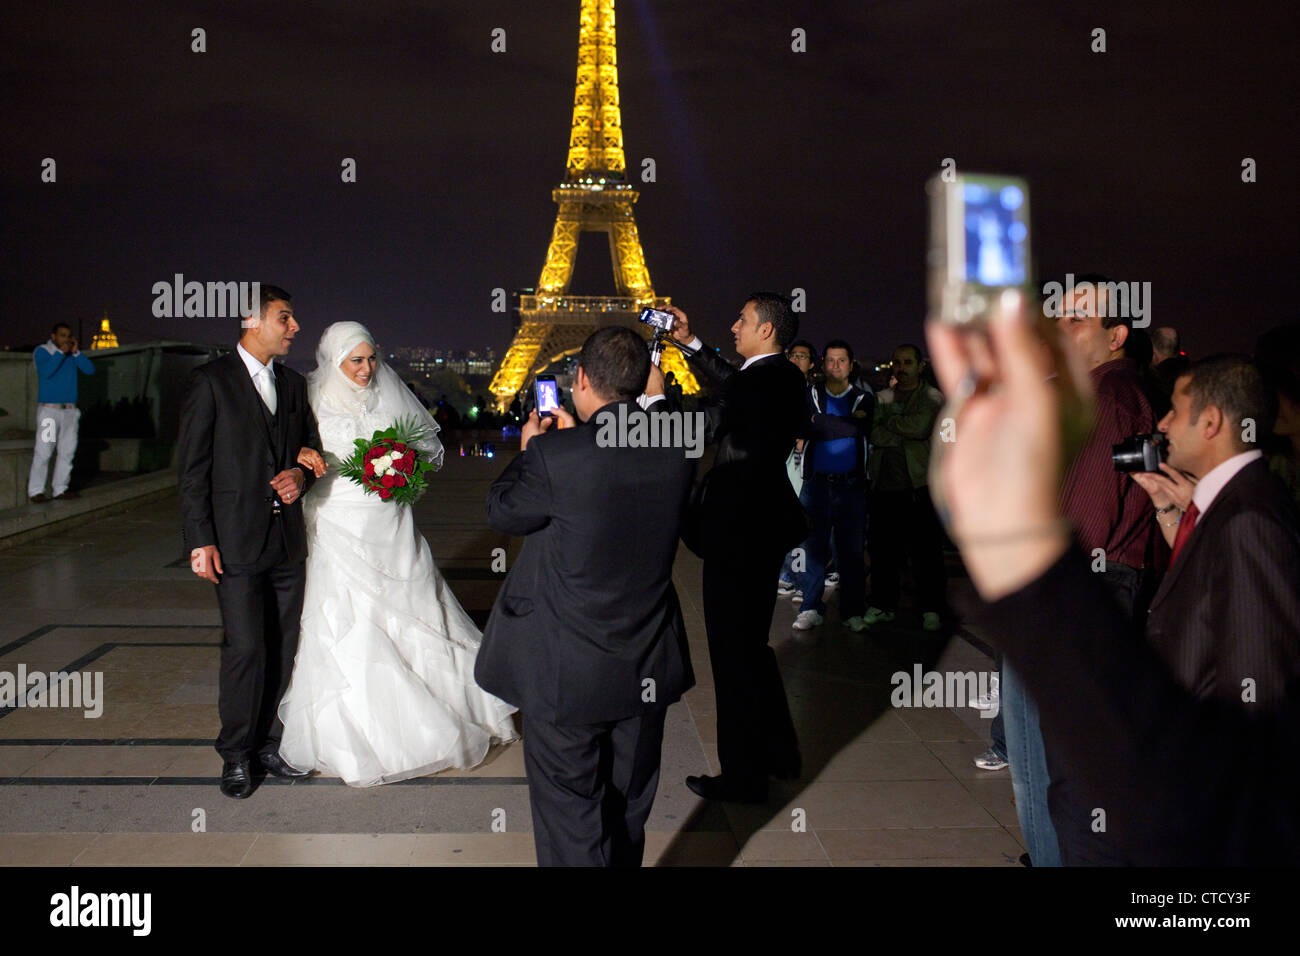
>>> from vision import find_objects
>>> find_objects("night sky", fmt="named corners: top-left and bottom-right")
top-left (2, 0), bottom-right (1296, 369)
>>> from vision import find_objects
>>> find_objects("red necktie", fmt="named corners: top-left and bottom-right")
top-left (1169, 501), bottom-right (1200, 567)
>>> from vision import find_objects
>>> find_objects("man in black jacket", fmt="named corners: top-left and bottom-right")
top-left (666, 294), bottom-right (807, 803)
top-left (794, 339), bottom-right (874, 631)
top-left (1131, 355), bottom-right (1300, 711)
top-left (926, 294), bottom-right (1299, 864)
top-left (177, 285), bottom-right (323, 798)
top-left (476, 327), bottom-right (695, 866)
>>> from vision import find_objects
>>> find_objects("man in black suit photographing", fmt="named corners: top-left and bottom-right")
top-left (1130, 355), bottom-right (1300, 711)
top-left (177, 285), bottom-right (323, 798)
top-left (476, 327), bottom-right (695, 866)
top-left (666, 294), bottom-right (807, 803)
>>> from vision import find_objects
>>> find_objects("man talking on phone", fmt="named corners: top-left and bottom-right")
top-left (476, 327), bottom-right (695, 866)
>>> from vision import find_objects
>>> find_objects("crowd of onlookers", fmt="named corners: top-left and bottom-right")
top-left (764, 281), bottom-right (1300, 864)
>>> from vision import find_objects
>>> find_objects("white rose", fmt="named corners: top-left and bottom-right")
top-left (376, 454), bottom-right (392, 471)
top-left (390, 451), bottom-right (404, 461)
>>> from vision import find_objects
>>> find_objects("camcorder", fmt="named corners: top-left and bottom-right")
top-left (639, 307), bottom-right (679, 367)
top-left (1112, 433), bottom-right (1167, 473)
top-left (638, 307), bottom-right (676, 333)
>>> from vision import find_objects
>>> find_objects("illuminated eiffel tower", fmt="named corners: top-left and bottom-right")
top-left (489, 0), bottom-right (699, 410)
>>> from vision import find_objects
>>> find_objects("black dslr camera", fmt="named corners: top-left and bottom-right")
top-left (1112, 433), bottom-right (1167, 473)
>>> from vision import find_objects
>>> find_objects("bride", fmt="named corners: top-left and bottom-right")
top-left (277, 321), bottom-right (518, 786)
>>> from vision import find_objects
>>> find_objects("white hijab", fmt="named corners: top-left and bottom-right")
top-left (308, 321), bottom-right (444, 467)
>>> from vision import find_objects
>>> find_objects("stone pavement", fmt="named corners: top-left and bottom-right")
top-left (0, 448), bottom-right (1019, 866)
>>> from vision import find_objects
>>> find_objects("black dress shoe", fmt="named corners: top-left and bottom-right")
top-left (768, 755), bottom-right (802, 780)
top-left (220, 759), bottom-right (253, 799)
top-left (685, 774), bottom-right (767, 804)
top-left (257, 751), bottom-right (313, 779)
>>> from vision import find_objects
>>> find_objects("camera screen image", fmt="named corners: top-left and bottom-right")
top-left (638, 307), bottom-right (676, 332)
top-left (535, 378), bottom-right (559, 414)
top-left (963, 181), bottom-right (1029, 287)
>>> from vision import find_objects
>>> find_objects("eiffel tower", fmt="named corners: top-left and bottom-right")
top-left (489, 0), bottom-right (699, 410)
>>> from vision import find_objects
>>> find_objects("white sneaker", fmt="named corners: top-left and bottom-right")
top-left (792, 609), bottom-right (823, 630)
top-left (862, 606), bottom-right (895, 625)
top-left (971, 675), bottom-right (1000, 711)
top-left (823, 572), bottom-right (840, 590)
top-left (921, 612), bottom-right (942, 632)
top-left (973, 748), bottom-right (1009, 771)
top-left (791, 591), bottom-right (803, 604)
top-left (777, 580), bottom-right (797, 597)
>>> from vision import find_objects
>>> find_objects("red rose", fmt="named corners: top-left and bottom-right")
top-left (379, 488), bottom-right (393, 499)
top-left (364, 461), bottom-right (375, 476)
top-left (381, 474), bottom-right (396, 488)
top-left (392, 442), bottom-right (408, 453)
top-left (398, 455), bottom-right (415, 474)
top-left (394, 474), bottom-right (407, 487)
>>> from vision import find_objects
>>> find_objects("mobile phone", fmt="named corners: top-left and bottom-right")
top-left (534, 375), bottom-right (559, 417)
top-left (927, 172), bottom-right (1032, 324)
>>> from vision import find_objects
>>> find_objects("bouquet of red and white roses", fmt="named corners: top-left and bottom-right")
top-left (338, 417), bottom-right (438, 504)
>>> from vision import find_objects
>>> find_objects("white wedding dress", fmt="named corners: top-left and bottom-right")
top-left (277, 323), bottom-right (517, 787)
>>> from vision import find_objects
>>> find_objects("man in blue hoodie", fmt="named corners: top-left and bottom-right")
top-left (28, 323), bottom-right (94, 503)
top-left (793, 339), bottom-right (875, 631)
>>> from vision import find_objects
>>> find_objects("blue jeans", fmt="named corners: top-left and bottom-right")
top-left (1002, 661), bottom-right (1061, 866)
top-left (990, 657), bottom-right (1006, 759)
top-left (797, 474), bottom-right (866, 617)
top-left (779, 549), bottom-right (797, 585)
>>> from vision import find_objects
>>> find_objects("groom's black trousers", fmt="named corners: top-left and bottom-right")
top-left (213, 516), bottom-right (306, 762)
top-left (523, 709), bottom-right (667, 867)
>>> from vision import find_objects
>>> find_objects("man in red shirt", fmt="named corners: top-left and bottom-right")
top-left (1002, 275), bottom-right (1165, 868)
top-left (1057, 282), bottom-right (1165, 615)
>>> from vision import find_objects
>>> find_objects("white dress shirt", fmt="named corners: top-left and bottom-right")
top-left (1191, 449), bottom-right (1263, 516)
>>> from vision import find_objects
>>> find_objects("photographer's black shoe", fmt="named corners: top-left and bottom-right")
top-left (685, 774), bottom-right (767, 804)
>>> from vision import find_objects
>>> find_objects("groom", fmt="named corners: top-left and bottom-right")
top-left (476, 327), bottom-right (695, 866)
top-left (177, 284), bottom-right (323, 798)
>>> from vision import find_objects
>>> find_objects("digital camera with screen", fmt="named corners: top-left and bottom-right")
top-left (927, 172), bottom-right (1032, 325)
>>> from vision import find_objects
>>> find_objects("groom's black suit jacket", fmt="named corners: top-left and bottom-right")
top-left (177, 352), bottom-right (321, 566)
top-left (476, 400), bottom-right (696, 726)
